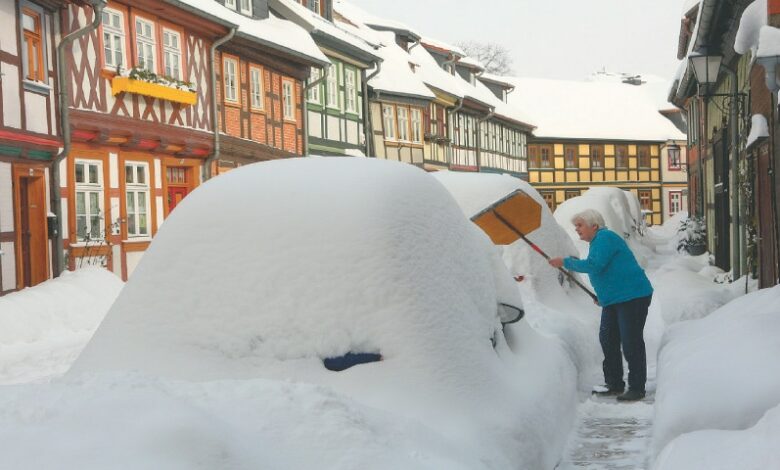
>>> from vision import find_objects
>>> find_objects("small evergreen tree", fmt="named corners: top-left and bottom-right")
top-left (677, 216), bottom-right (707, 254)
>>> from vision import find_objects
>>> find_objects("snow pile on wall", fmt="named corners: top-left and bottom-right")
top-left (734, 0), bottom-right (767, 55)
top-left (652, 285), bottom-right (780, 465)
top-left (38, 158), bottom-right (576, 469)
top-left (0, 267), bottom-right (122, 346)
top-left (747, 114), bottom-right (770, 148)
top-left (653, 403), bottom-right (780, 469)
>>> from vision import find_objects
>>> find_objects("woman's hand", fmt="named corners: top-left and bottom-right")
top-left (548, 257), bottom-right (564, 269)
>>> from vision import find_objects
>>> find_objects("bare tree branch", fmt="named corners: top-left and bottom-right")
top-left (456, 41), bottom-right (514, 76)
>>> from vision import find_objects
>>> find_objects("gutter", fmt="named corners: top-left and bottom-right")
top-left (302, 65), bottom-right (328, 156)
top-left (475, 109), bottom-right (495, 170)
top-left (362, 59), bottom-right (382, 157)
top-left (52, 0), bottom-right (106, 277)
top-left (203, 27), bottom-right (236, 181)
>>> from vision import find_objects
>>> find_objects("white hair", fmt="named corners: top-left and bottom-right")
top-left (571, 209), bottom-right (606, 228)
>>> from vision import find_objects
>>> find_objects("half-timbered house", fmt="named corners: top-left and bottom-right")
top-left (58, 0), bottom-right (229, 279)
top-left (203, 0), bottom-right (329, 173)
top-left (0, 0), bottom-right (63, 295)
top-left (270, 0), bottom-right (380, 157)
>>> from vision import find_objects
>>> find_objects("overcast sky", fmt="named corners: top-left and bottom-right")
top-left (350, 0), bottom-right (688, 81)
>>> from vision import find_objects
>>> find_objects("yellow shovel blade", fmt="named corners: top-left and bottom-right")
top-left (471, 190), bottom-right (543, 245)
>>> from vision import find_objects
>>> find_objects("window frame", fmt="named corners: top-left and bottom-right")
top-left (615, 145), bottom-right (628, 169)
top-left (225, 0), bottom-right (237, 10)
top-left (669, 190), bottom-right (683, 215)
top-left (134, 15), bottom-right (157, 73)
top-left (382, 104), bottom-right (396, 141)
top-left (638, 189), bottom-right (653, 211)
top-left (21, 6), bottom-right (45, 83)
top-left (308, 0), bottom-right (322, 15)
top-left (307, 67), bottom-right (322, 105)
top-left (326, 63), bottom-right (339, 110)
top-left (239, 0), bottom-right (252, 15)
top-left (564, 145), bottom-right (577, 169)
top-left (410, 107), bottom-right (423, 143)
top-left (282, 78), bottom-right (296, 122)
top-left (590, 144), bottom-right (604, 169)
top-left (528, 145), bottom-right (539, 168)
top-left (397, 106), bottom-right (410, 142)
top-left (162, 27), bottom-right (183, 80)
top-left (100, 7), bottom-right (127, 72)
top-left (638, 146), bottom-right (651, 168)
top-left (249, 64), bottom-right (265, 112)
top-left (124, 161), bottom-right (151, 238)
top-left (344, 66), bottom-right (358, 114)
top-left (540, 145), bottom-right (552, 168)
top-left (540, 191), bottom-right (555, 212)
top-left (74, 159), bottom-right (105, 242)
top-left (668, 146), bottom-right (682, 170)
top-left (222, 55), bottom-right (239, 105)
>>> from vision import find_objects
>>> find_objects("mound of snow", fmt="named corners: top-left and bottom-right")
top-left (56, 158), bottom-right (572, 469)
top-left (652, 285), bottom-right (780, 457)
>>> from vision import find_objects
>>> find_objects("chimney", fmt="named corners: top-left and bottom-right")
top-left (770, 0), bottom-right (780, 27)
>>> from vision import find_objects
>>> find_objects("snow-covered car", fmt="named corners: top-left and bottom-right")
top-left (51, 157), bottom-right (582, 468)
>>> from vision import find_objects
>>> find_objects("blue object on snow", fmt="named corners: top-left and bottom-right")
top-left (323, 352), bottom-right (382, 371)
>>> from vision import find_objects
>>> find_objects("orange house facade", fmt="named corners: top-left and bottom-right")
top-left (60, 0), bottom-right (224, 279)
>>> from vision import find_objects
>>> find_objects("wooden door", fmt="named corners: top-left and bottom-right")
top-left (166, 166), bottom-right (190, 213)
top-left (13, 166), bottom-right (48, 289)
top-left (168, 186), bottom-right (188, 211)
top-left (712, 129), bottom-right (730, 271)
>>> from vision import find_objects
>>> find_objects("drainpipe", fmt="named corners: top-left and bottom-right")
top-left (302, 66), bottom-right (327, 156)
top-left (723, 65), bottom-right (741, 279)
top-left (447, 98), bottom-right (464, 166)
top-left (203, 27), bottom-right (236, 181)
top-left (362, 60), bottom-right (382, 157)
top-left (52, 0), bottom-right (106, 277)
top-left (475, 109), bottom-right (495, 171)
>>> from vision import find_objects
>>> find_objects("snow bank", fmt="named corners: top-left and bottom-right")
top-left (652, 285), bottom-right (780, 458)
top-left (57, 158), bottom-right (571, 469)
top-left (0, 267), bottom-right (122, 346)
top-left (653, 402), bottom-right (780, 470)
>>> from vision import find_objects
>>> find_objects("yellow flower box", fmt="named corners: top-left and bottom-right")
top-left (111, 77), bottom-right (197, 105)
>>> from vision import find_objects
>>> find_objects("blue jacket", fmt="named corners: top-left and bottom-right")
top-left (563, 228), bottom-right (653, 307)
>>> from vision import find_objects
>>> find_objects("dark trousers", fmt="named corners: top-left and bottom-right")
top-left (599, 295), bottom-right (652, 392)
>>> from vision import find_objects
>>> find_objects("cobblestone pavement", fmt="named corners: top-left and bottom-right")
top-left (556, 395), bottom-right (655, 470)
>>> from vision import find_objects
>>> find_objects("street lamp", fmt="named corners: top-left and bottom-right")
top-left (689, 52), bottom-right (723, 94)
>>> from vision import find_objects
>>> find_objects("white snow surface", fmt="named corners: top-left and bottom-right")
top-left (757, 24), bottom-right (780, 57)
top-left (652, 285), bottom-right (780, 462)
top-left (50, 158), bottom-right (575, 469)
top-left (178, 0), bottom-right (328, 64)
top-left (735, 0), bottom-right (767, 55)
top-left (747, 113), bottom-right (769, 147)
top-left (507, 77), bottom-right (686, 141)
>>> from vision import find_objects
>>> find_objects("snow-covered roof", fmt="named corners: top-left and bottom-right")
top-left (734, 0), bottom-right (767, 56)
top-left (335, 0), bottom-right (420, 40)
top-left (508, 77), bottom-right (686, 141)
top-left (269, 0), bottom-right (380, 62)
top-left (174, 0), bottom-right (329, 65)
top-left (457, 56), bottom-right (485, 71)
top-left (682, 0), bottom-right (700, 15)
top-left (420, 36), bottom-right (465, 57)
top-left (479, 72), bottom-right (515, 88)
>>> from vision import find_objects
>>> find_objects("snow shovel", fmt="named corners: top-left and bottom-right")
top-left (471, 189), bottom-right (599, 303)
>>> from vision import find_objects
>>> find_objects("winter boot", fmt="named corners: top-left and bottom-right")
top-left (616, 390), bottom-right (646, 402)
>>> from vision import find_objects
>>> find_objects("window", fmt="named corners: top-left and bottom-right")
top-left (345, 67), bottom-right (357, 113)
top-left (223, 57), bottom-right (238, 103)
top-left (616, 145), bottom-right (628, 169)
top-left (102, 9), bottom-right (125, 70)
top-left (564, 145), bottom-right (577, 168)
top-left (225, 0), bottom-right (236, 10)
top-left (639, 189), bottom-right (652, 211)
top-left (565, 190), bottom-right (580, 200)
top-left (21, 8), bottom-right (44, 82)
top-left (669, 191), bottom-right (683, 215)
top-left (688, 101), bottom-right (698, 144)
top-left (309, 0), bottom-right (321, 14)
top-left (326, 64), bottom-right (339, 109)
top-left (382, 104), bottom-right (396, 140)
top-left (125, 162), bottom-right (150, 237)
top-left (239, 0), bottom-right (252, 15)
top-left (75, 160), bottom-right (104, 241)
top-left (638, 146), bottom-right (651, 168)
top-left (162, 29), bottom-right (182, 80)
top-left (528, 145), bottom-right (539, 168)
top-left (668, 146), bottom-right (682, 170)
top-left (591, 145), bottom-right (603, 168)
top-left (397, 106), bottom-right (409, 141)
top-left (282, 80), bottom-right (295, 121)
top-left (540, 146), bottom-right (551, 168)
top-left (307, 68), bottom-right (321, 104)
top-left (250, 66), bottom-right (264, 110)
top-left (135, 17), bottom-right (156, 72)
top-left (410, 108), bottom-right (422, 143)
top-left (541, 192), bottom-right (555, 212)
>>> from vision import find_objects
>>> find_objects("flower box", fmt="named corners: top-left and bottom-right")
top-left (111, 77), bottom-right (197, 105)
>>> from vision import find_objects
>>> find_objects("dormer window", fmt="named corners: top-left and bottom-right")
top-left (225, 0), bottom-right (236, 10)
top-left (239, 0), bottom-right (252, 15)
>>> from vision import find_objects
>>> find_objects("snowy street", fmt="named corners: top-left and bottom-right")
top-left (1, 161), bottom-right (777, 469)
